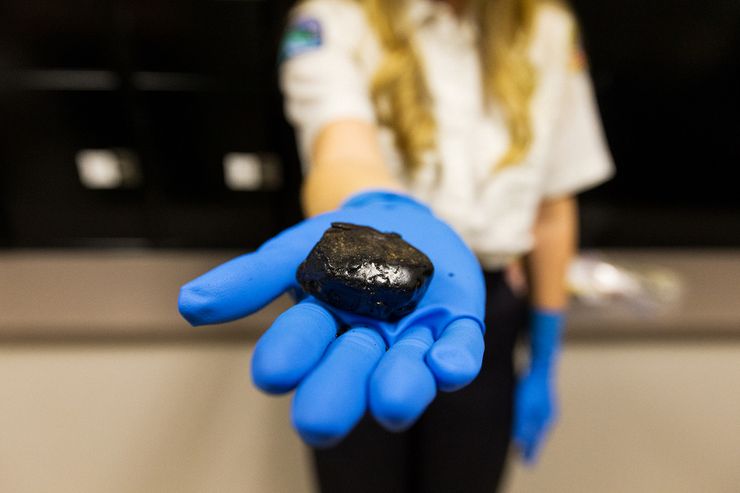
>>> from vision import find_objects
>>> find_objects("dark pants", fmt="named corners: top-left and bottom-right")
top-left (313, 271), bottom-right (529, 493)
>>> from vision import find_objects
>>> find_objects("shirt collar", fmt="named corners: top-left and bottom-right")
top-left (406, 0), bottom-right (478, 42)
top-left (406, 0), bottom-right (437, 27)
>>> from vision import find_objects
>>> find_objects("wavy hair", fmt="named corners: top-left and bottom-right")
top-left (361, 0), bottom-right (546, 172)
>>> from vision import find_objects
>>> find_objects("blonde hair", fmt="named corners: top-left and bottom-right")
top-left (362, 0), bottom-right (544, 172)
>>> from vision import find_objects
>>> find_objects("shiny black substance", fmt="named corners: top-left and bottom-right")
top-left (297, 223), bottom-right (434, 320)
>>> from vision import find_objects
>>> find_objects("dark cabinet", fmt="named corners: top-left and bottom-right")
top-left (0, 0), bottom-right (300, 248)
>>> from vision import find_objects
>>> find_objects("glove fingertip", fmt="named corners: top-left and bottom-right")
top-left (251, 301), bottom-right (338, 395)
top-left (524, 441), bottom-right (540, 465)
top-left (425, 318), bottom-right (484, 391)
top-left (292, 411), bottom-right (345, 449)
top-left (178, 284), bottom-right (216, 326)
top-left (426, 344), bottom-right (481, 392)
top-left (374, 415), bottom-right (413, 433)
top-left (370, 368), bottom-right (436, 433)
top-left (251, 355), bottom-right (298, 394)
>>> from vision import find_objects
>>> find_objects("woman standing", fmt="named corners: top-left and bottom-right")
top-left (180, 0), bottom-right (613, 491)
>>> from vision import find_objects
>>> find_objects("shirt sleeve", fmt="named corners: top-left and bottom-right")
top-left (541, 62), bottom-right (615, 198)
top-left (279, 0), bottom-right (376, 167)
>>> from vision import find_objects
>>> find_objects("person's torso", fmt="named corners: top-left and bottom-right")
top-left (342, 0), bottom-right (574, 268)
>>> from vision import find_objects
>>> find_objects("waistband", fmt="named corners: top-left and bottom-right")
top-left (476, 252), bottom-right (521, 271)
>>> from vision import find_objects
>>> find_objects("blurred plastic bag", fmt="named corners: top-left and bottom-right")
top-left (568, 253), bottom-right (684, 314)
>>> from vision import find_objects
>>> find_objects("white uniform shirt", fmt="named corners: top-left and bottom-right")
top-left (280, 0), bottom-right (614, 269)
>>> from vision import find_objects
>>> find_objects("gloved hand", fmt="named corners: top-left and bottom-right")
top-left (513, 309), bottom-right (564, 464)
top-left (178, 190), bottom-right (486, 447)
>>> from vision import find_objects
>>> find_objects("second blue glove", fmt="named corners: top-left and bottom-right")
top-left (513, 309), bottom-right (564, 464)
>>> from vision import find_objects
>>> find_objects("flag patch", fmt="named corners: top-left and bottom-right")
top-left (280, 17), bottom-right (323, 63)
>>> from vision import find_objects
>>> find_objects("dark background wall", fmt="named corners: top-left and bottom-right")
top-left (572, 0), bottom-right (740, 247)
top-left (0, 0), bottom-right (738, 249)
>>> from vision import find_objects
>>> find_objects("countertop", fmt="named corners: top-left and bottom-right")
top-left (1, 249), bottom-right (738, 342)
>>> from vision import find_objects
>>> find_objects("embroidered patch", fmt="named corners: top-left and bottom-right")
top-left (279, 17), bottom-right (323, 63)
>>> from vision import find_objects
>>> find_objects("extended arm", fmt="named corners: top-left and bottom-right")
top-left (301, 120), bottom-right (404, 216)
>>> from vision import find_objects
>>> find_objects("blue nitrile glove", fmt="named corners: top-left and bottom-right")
top-left (513, 309), bottom-right (564, 464)
top-left (178, 190), bottom-right (486, 447)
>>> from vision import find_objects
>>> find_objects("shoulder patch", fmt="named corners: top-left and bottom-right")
top-left (279, 17), bottom-right (323, 63)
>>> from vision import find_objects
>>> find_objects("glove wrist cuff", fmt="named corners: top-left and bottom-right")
top-left (341, 189), bottom-right (432, 214)
top-left (528, 308), bottom-right (565, 373)
top-left (531, 307), bottom-right (566, 323)
top-left (529, 358), bottom-right (558, 376)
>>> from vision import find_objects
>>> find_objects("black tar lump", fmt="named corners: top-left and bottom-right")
top-left (297, 222), bottom-right (434, 320)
